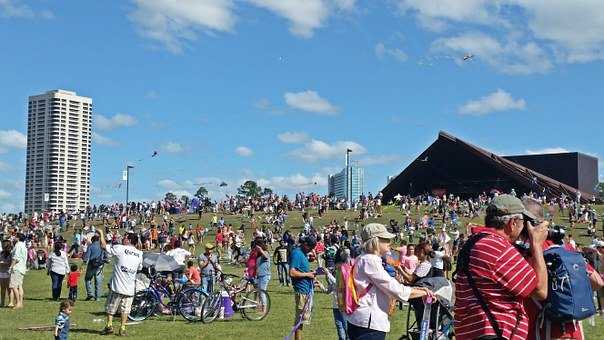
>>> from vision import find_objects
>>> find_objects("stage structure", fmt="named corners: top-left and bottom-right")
top-left (381, 132), bottom-right (598, 203)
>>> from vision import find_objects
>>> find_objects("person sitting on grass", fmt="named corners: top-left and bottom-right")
top-left (54, 299), bottom-right (72, 340)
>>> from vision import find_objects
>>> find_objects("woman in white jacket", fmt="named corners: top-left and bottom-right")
top-left (348, 223), bottom-right (434, 340)
top-left (47, 242), bottom-right (70, 300)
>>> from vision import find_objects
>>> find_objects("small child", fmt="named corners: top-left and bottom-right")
top-left (67, 264), bottom-right (80, 302)
top-left (185, 260), bottom-right (201, 285)
top-left (54, 300), bottom-right (72, 340)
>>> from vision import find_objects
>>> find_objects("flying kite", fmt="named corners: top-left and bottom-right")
top-left (463, 53), bottom-right (474, 61)
top-left (219, 182), bottom-right (228, 187)
top-left (152, 151), bottom-right (158, 157)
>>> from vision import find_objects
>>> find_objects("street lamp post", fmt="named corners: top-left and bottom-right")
top-left (125, 165), bottom-right (134, 212)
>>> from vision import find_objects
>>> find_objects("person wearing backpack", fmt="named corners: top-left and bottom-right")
top-left (346, 223), bottom-right (434, 340)
top-left (454, 195), bottom-right (549, 340)
top-left (525, 238), bottom-right (604, 339)
top-left (82, 234), bottom-right (105, 301)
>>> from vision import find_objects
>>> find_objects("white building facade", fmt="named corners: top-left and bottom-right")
top-left (25, 90), bottom-right (92, 213)
top-left (328, 163), bottom-right (364, 204)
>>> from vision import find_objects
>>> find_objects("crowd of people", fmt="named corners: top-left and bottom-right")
top-left (1, 190), bottom-right (604, 339)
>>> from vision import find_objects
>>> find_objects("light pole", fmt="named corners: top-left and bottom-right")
top-left (125, 165), bottom-right (134, 210)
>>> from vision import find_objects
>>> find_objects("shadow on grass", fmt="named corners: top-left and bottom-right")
top-left (24, 297), bottom-right (55, 301)
top-left (71, 328), bottom-right (102, 335)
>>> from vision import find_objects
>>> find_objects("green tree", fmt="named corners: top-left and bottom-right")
top-left (181, 195), bottom-right (189, 205)
top-left (164, 192), bottom-right (177, 202)
top-left (238, 180), bottom-right (262, 197)
top-left (195, 186), bottom-right (209, 198)
top-left (262, 187), bottom-right (273, 196)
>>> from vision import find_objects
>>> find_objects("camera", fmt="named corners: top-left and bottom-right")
top-left (547, 225), bottom-right (566, 245)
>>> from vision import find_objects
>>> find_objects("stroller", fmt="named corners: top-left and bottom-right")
top-left (400, 277), bottom-right (454, 340)
top-left (36, 249), bottom-right (48, 270)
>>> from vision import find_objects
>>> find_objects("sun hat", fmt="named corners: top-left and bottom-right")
top-left (361, 223), bottom-right (395, 242)
top-left (205, 242), bottom-right (215, 250)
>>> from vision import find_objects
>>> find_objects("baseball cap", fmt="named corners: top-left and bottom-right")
top-left (361, 223), bottom-right (395, 242)
top-left (486, 194), bottom-right (538, 221)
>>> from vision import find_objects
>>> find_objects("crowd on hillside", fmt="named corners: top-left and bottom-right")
top-left (1, 190), bottom-right (604, 339)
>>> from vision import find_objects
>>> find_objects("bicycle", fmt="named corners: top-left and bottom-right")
top-left (200, 270), bottom-right (270, 323)
top-left (129, 271), bottom-right (209, 322)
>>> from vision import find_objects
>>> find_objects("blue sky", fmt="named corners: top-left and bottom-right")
top-left (1, 0), bottom-right (603, 212)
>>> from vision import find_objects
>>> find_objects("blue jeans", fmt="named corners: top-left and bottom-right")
top-left (277, 263), bottom-right (290, 285)
top-left (85, 265), bottom-right (103, 299)
top-left (50, 271), bottom-right (64, 300)
top-left (333, 308), bottom-right (348, 340)
top-left (348, 323), bottom-right (385, 340)
top-left (202, 275), bottom-right (214, 294)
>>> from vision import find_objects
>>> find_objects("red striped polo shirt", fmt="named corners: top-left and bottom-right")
top-left (454, 228), bottom-right (538, 340)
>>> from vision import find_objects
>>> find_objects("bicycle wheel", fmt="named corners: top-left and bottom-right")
top-left (200, 291), bottom-right (222, 324)
top-left (240, 290), bottom-right (270, 321)
top-left (178, 288), bottom-right (208, 322)
top-left (129, 289), bottom-right (158, 321)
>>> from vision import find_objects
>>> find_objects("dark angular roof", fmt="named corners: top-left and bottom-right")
top-left (381, 131), bottom-right (594, 203)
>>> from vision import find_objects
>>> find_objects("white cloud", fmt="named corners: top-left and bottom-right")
top-left (290, 139), bottom-right (366, 162)
top-left (145, 90), bottom-right (159, 99)
top-left (235, 146), bottom-right (253, 157)
top-left (401, 1), bottom-right (604, 67)
top-left (0, 129), bottom-right (27, 153)
top-left (432, 32), bottom-right (552, 75)
top-left (375, 42), bottom-right (408, 62)
top-left (458, 89), bottom-right (526, 116)
top-left (255, 173), bottom-right (328, 191)
top-left (0, 0), bottom-right (53, 19)
top-left (358, 154), bottom-right (402, 166)
top-left (0, 202), bottom-right (17, 213)
top-left (129, 0), bottom-right (236, 53)
top-left (0, 161), bottom-right (9, 172)
top-left (96, 113), bottom-right (137, 130)
top-left (511, 1), bottom-right (604, 63)
top-left (0, 189), bottom-right (10, 200)
top-left (162, 142), bottom-right (184, 153)
top-left (525, 147), bottom-right (570, 155)
top-left (249, 0), bottom-right (354, 38)
top-left (92, 132), bottom-right (119, 147)
top-left (284, 90), bottom-right (338, 115)
top-left (277, 131), bottom-right (309, 144)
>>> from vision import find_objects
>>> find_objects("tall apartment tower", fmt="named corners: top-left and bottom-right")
top-left (327, 150), bottom-right (364, 204)
top-left (25, 90), bottom-right (92, 213)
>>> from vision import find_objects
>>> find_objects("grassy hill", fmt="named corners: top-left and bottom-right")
top-left (1, 205), bottom-right (603, 339)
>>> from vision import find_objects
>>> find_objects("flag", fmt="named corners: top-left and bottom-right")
top-left (346, 148), bottom-right (352, 153)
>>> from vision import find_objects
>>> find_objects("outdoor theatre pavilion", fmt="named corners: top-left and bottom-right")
top-left (381, 131), bottom-right (599, 203)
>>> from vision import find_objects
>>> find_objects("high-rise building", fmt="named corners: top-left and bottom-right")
top-left (328, 150), bottom-right (364, 204)
top-left (25, 90), bottom-right (92, 213)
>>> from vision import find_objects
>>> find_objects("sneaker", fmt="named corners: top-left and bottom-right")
top-left (101, 326), bottom-right (114, 335)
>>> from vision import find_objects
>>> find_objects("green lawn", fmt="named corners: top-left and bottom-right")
top-left (1, 206), bottom-right (604, 340)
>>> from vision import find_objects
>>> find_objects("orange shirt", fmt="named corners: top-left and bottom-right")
top-left (186, 267), bottom-right (201, 285)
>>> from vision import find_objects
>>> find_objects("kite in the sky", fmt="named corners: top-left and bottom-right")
top-left (152, 151), bottom-right (158, 157)
top-left (219, 182), bottom-right (228, 187)
top-left (463, 53), bottom-right (474, 61)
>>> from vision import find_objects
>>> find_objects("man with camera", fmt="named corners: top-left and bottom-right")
top-left (454, 194), bottom-right (548, 340)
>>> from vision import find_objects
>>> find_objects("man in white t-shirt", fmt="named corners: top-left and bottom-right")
top-left (98, 230), bottom-right (142, 336)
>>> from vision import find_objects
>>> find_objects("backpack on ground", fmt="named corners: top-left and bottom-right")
top-left (542, 245), bottom-right (595, 322)
top-left (336, 261), bottom-right (372, 315)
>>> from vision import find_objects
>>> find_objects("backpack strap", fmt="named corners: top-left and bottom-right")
top-left (454, 232), bottom-right (504, 340)
top-left (351, 261), bottom-right (373, 300)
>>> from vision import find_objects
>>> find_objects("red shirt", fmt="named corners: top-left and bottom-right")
top-left (186, 267), bottom-right (201, 285)
top-left (455, 228), bottom-right (538, 340)
top-left (67, 272), bottom-right (80, 288)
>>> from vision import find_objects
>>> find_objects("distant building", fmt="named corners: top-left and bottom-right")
top-left (25, 90), bottom-right (92, 213)
top-left (328, 151), bottom-right (364, 204)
